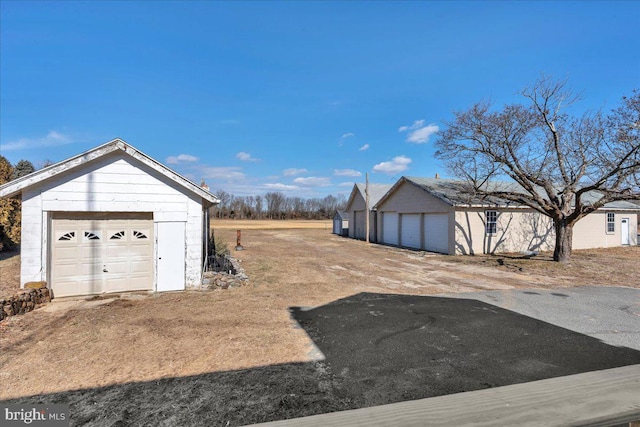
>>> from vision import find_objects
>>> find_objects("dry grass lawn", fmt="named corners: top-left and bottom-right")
top-left (0, 219), bottom-right (638, 404)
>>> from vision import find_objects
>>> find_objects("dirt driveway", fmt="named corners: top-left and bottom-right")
top-left (1, 223), bottom-right (639, 426)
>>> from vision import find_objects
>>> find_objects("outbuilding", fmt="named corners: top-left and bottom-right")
top-left (344, 183), bottom-right (393, 242)
top-left (0, 138), bottom-right (219, 297)
top-left (332, 210), bottom-right (349, 236)
top-left (374, 176), bottom-right (640, 255)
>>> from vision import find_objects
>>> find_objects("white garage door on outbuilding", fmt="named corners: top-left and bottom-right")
top-left (382, 212), bottom-right (399, 246)
top-left (424, 214), bottom-right (449, 254)
top-left (400, 214), bottom-right (421, 249)
top-left (51, 213), bottom-right (154, 297)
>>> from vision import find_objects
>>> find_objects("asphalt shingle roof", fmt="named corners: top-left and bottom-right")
top-left (403, 177), bottom-right (640, 210)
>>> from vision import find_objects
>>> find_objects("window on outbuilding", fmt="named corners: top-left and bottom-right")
top-left (486, 211), bottom-right (497, 235)
top-left (606, 212), bottom-right (615, 234)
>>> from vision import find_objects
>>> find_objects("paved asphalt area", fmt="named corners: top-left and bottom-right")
top-left (441, 286), bottom-right (640, 351)
top-left (291, 287), bottom-right (640, 406)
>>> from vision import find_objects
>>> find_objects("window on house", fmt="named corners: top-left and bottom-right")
top-left (606, 212), bottom-right (615, 233)
top-left (486, 211), bottom-right (497, 235)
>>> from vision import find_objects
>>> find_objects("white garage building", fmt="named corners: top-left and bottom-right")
top-left (344, 182), bottom-right (393, 242)
top-left (0, 139), bottom-right (219, 297)
top-left (375, 176), bottom-right (639, 255)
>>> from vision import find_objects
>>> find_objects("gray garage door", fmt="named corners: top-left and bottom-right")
top-left (354, 210), bottom-right (366, 240)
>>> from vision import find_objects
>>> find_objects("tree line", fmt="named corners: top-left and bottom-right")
top-left (0, 158), bottom-right (35, 250)
top-left (210, 190), bottom-right (347, 220)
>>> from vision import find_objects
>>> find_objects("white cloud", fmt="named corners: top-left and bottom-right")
top-left (293, 176), bottom-right (331, 186)
top-left (359, 144), bottom-right (370, 151)
top-left (263, 183), bottom-right (299, 191)
top-left (338, 181), bottom-right (356, 187)
top-left (236, 151), bottom-right (260, 162)
top-left (339, 132), bottom-right (355, 146)
top-left (166, 153), bottom-right (199, 164)
top-left (398, 120), bottom-right (439, 144)
top-left (198, 166), bottom-right (245, 181)
top-left (334, 169), bottom-right (362, 177)
top-left (283, 168), bottom-right (308, 176)
top-left (2, 130), bottom-right (72, 151)
top-left (372, 155), bottom-right (412, 175)
top-left (398, 119), bottom-right (424, 132)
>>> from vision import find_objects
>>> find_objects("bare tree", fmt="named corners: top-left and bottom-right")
top-left (214, 190), bottom-right (232, 218)
top-left (254, 195), bottom-right (263, 219)
top-left (435, 76), bottom-right (639, 262)
top-left (264, 191), bottom-right (285, 219)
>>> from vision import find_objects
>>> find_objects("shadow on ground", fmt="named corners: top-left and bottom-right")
top-left (291, 293), bottom-right (640, 406)
top-left (3, 292), bottom-right (640, 426)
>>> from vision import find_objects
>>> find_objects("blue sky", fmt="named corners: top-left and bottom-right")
top-left (1, 1), bottom-right (639, 198)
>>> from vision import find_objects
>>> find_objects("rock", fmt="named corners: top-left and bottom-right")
top-left (24, 281), bottom-right (47, 289)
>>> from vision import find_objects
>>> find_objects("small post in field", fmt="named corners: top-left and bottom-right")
top-left (235, 229), bottom-right (244, 251)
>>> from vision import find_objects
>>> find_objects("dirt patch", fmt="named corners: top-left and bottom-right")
top-left (1, 222), bottom-right (639, 425)
top-left (446, 245), bottom-right (640, 287)
top-left (0, 249), bottom-right (20, 297)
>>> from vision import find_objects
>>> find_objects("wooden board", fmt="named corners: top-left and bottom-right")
top-left (249, 364), bottom-right (640, 427)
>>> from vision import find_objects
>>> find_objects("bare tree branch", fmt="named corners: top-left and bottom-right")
top-left (435, 76), bottom-right (640, 262)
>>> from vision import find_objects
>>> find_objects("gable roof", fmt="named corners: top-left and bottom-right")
top-left (334, 210), bottom-right (349, 220)
top-left (346, 182), bottom-right (393, 211)
top-left (375, 176), bottom-right (640, 211)
top-left (0, 138), bottom-right (220, 205)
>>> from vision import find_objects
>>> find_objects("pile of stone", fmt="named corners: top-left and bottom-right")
top-left (1, 283), bottom-right (51, 321)
top-left (201, 256), bottom-right (249, 290)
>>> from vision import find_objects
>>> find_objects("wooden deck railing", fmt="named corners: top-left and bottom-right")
top-left (248, 364), bottom-right (640, 427)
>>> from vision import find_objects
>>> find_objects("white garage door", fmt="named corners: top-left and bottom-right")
top-left (354, 210), bottom-right (366, 240)
top-left (424, 214), bottom-right (449, 254)
top-left (51, 213), bottom-right (153, 297)
top-left (382, 212), bottom-right (399, 246)
top-left (401, 214), bottom-right (421, 249)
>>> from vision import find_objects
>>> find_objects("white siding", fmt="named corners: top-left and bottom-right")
top-left (18, 152), bottom-right (205, 290)
top-left (573, 211), bottom-right (638, 249)
top-left (20, 189), bottom-right (45, 284)
top-left (39, 155), bottom-right (189, 218)
top-left (452, 208), bottom-right (638, 255)
top-left (185, 197), bottom-right (203, 286)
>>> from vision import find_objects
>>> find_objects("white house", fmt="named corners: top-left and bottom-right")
top-left (0, 138), bottom-right (219, 297)
top-left (374, 176), bottom-right (640, 255)
top-left (344, 183), bottom-right (393, 242)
